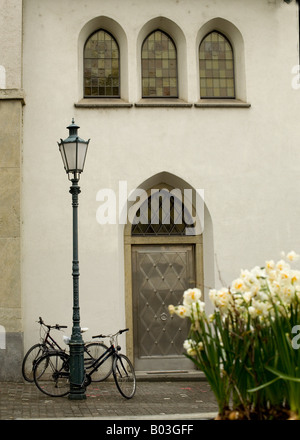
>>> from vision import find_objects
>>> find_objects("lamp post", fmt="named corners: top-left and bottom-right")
top-left (58, 119), bottom-right (90, 400)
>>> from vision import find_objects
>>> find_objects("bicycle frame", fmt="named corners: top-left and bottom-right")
top-left (41, 343), bottom-right (116, 388)
top-left (42, 329), bottom-right (64, 352)
top-left (37, 319), bottom-right (107, 371)
top-left (85, 329), bottom-right (128, 381)
top-left (86, 344), bottom-right (116, 379)
top-left (36, 317), bottom-right (67, 351)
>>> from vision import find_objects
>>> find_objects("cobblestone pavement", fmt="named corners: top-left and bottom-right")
top-left (0, 378), bottom-right (218, 420)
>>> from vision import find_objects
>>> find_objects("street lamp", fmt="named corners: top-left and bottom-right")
top-left (58, 119), bottom-right (90, 400)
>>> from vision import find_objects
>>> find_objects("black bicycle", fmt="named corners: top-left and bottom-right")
top-left (33, 328), bottom-right (136, 399)
top-left (22, 317), bottom-right (112, 383)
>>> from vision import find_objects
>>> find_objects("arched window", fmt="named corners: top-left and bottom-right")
top-left (141, 30), bottom-right (178, 98)
top-left (84, 29), bottom-right (120, 98)
top-left (199, 31), bottom-right (235, 98)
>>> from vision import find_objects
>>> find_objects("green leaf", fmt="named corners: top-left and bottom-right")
top-left (248, 376), bottom-right (281, 393)
top-left (266, 366), bottom-right (300, 383)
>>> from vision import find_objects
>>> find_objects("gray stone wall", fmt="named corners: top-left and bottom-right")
top-left (0, 91), bottom-right (24, 381)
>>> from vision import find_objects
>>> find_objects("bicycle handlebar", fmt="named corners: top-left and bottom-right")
top-left (92, 328), bottom-right (129, 339)
top-left (38, 317), bottom-right (68, 330)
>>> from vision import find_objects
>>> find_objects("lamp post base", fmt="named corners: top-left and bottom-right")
top-left (68, 340), bottom-right (86, 400)
top-left (68, 393), bottom-right (87, 401)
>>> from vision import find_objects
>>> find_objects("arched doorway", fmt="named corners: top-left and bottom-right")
top-left (124, 181), bottom-right (204, 372)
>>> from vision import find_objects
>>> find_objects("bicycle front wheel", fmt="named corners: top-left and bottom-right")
top-left (22, 343), bottom-right (48, 382)
top-left (33, 352), bottom-right (70, 397)
top-left (113, 354), bottom-right (136, 399)
top-left (84, 342), bottom-right (113, 382)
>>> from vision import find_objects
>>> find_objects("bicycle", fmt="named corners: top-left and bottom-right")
top-left (22, 317), bottom-right (112, 383)
top-left (33, 328), bottom-right (136, 399)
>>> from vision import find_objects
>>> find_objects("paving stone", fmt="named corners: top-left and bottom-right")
top-left (0, 379), bottom-right (218, 420)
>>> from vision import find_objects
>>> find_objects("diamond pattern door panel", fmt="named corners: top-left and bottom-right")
top-left (132, 245), bottom-right (196, 371)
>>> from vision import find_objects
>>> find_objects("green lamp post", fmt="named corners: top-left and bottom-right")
top-left (58, 119), bottom-right (90, 400)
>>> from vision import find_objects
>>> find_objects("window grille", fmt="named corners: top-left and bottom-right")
top-left (131, 189), bottom-right (195, 236)
top-left (142, 30), bottom-right (178, 98)
top-left (199, 31), bottom-right (235, 98)
top-left (84, 29), bottom-right (120, 98)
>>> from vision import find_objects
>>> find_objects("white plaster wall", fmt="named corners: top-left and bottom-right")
top-left (22, 0), bottom-right (300, 350)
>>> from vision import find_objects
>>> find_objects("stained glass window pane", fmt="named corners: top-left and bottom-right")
top-left (199, 31), bottom-right (235, 98)
top-left (84, 30), bottom-right (120, 98)
top-left (142, 30), bottom-right (178, 98)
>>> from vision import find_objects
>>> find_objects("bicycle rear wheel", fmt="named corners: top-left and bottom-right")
top-left (84, 342), bottom-right (113, 382)
top-left (33, 351), bottom-right (70, 397)
top-left (22, 343), bottom-right (48, 382)
top-left (113, 354), bottom-right (136, 399)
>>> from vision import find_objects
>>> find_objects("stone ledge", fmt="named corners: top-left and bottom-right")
top-left (75, 98), bottom-right (133, 108)
top-left (0, 89), bottom-right (25, 105)
top-left (135, 370), bottom-right (206, 382)
top-left (135, 98), bottom-right (193, 108)
top-left (194, 99), bottom-right (251, 108)
top-left (74, 97), bottom-right (251, 109)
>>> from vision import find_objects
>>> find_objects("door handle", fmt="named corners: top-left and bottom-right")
top-left (160, 312), bottom-right (168, 321)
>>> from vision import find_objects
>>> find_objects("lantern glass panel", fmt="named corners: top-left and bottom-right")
top-left (63, 142), bottom-right (77, 172)
top-left (77, 142), bottom-right (88, 172)
top-left (59, 144), bottom-right (68, 171)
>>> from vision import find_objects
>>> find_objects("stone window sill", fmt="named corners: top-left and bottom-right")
top-left (135, 99), bottom-right (193, 108)
top-left (74, 98), bottom-right (133, 108)
top-left (194, 99), bottom-right (251, 108)
top-left (74, 98), bottom-right (251, 109)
